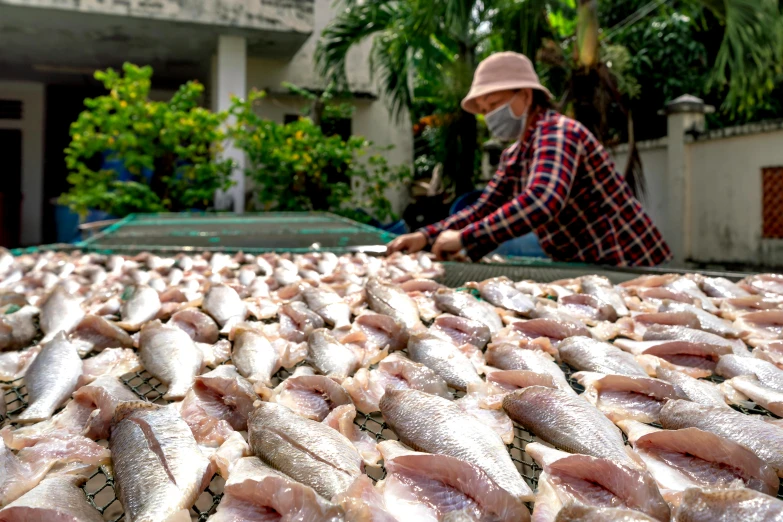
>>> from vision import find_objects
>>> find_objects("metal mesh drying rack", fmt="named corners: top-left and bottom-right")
top-left (3, 347), bottom-right (782, 520)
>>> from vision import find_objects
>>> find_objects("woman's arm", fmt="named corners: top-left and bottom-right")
top-left (459, 122), bottom-right (581, 260)
top-left (417, 150), bottom-right (514, 244)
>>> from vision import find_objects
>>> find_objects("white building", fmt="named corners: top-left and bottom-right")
top-left (0, 0), bottom-right (412, 246)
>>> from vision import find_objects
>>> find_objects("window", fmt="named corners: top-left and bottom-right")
top-left (322, 118), bottom-right (352, 142)
top-left (0, 99), bottom-right (22, 120)
top-left (762, 167), bottom-right (783, 239)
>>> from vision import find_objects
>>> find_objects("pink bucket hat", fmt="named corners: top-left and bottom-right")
top-left (461, 52), bottom-right (553, 114)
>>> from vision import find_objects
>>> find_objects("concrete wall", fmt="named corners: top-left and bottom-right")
top-left (610, 139), bottom-right (668, 229)
top-left (689, 129), bottom-right (783, 265)
top-left (0, 0), bottom-right (314, 33)
top-left (610, 116), bottom-right (783, 267)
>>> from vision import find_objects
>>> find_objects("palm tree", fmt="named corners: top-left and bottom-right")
top-left (315, 0), bottom-right (489, 195)
top-left (316, 0), bottom-right (783, 199)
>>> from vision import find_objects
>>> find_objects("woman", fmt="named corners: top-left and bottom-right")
top-left (388, 51), bottom-right (671, 266)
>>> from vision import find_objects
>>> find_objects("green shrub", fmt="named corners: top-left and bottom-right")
top-left (228, 89), bottom-right (410, 224)
top-left (60, 63), bottom-right (234, 216)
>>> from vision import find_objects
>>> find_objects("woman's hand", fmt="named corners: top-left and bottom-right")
top-left (386, 232), bottom-right (428, 255)
top-left (432, 230), bottom-right (463, 260)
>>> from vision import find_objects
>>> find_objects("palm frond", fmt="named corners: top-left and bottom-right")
top-left (693, 0), bottom-right (783, 115)
top-left (315, 1), bottom-right (397, 89)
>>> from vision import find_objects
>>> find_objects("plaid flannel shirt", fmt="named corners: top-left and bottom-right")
top-left (420, 109), bottom-right (671, 265)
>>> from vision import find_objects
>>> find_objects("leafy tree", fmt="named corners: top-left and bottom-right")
top-left (317, 0), bottom-right (783, 198)
top-left (228, 90), bottom-right (410, 224)
top-left (60, 63), bottom-right (234, 216)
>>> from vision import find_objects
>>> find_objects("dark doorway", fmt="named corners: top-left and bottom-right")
top-left (0, 129), bottom-right (22, 247)
top-left (42, 84), bottom-right (103, 243)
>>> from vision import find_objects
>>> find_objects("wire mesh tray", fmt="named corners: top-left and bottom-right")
top-left (3, 354), bottom-right (782, 518)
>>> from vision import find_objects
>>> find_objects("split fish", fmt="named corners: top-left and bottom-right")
top-left (17, 332), bottom-right (82, 423)
top-left (526, 443), bottom-right (670, 522)
top-left (407, 332), bottom-right (482, 391)
top-left (558, 337), bottom-right (648, 376)
top-left (39, 287), bottom-right (84, 341)
top-left (138, 321), bottom-right (203, 400)
top-left (111, 402), bottom-right (213, 522)
top-left (502, 386), bottom-right (635, 466)
top-left (660, 399), bottom-right (783, 477)
top-left (342, 352), bottom-right (451, 413)
top-left (248, 401), bottom-right (363, 500)
top-left (379, 388), bottom-right (534, 502)
top-left (118, 285), bottom-right (161, 331)
top-left (209, 457), bottom-right (342, 522)
top-left (433, 288), bottom-right (503, 334)
top-left (377, 440), bottom-right (530, 522)
top-left (618, 420), bottom-right (779, 496)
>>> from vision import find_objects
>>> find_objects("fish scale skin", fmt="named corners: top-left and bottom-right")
top-left (503, 386), bottom-right (633, 465)
top-left (111, 406), bottom-right (212, 522)
top-left (660, 400), bottom-right (783, 476)
top-left (380, 388), bottom-right (534, 502)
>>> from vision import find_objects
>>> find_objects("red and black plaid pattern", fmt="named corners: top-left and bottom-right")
top-left (421, 109), bottom-right (671, 266)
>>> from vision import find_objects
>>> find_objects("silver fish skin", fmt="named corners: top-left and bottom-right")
top-left (656, 367), bottom-right (729, 408)
top-left (139, 321), bottom-right (203, 400)
top-left (659, 300), bottom-right (741, 338)
top-left (302, 287), bottom-right (351, 329)
top-left (0, 306), bottom-right (39, 351)
top-left (0, 476), bottom-right (104, 522)
top-left (660, 399), bottom-right (783, 476)
top-left (39, 286), bottom-right (84, 340)
top-left (111, 403), bottom-right (213, 522)
top-left (407, 332), bottom-right (482, 391)
top-left (665, 277), bottom-right (719, 312)
top-left (379, 388), bottom-right (534, 502)
top-left (502, 386), bottom-right (634, 465)
top-left (366, 278), bottom-right (422, 330)
top-left (202, 284), bottom-right (247, 328)
top-left (119, 285), bottom-right (161, 331)
top-left (700, 277), bottom-right (751, 298)
top-left (434, 288), bottom-right (503, 334)
top-left (580, 275), bottom-right (629, 316)
top-left (715, 354), bottom-right (783, 392)
top-left (559, 337), bottom-right (648, 376)
top-left (307, 329), bottom-right (359, 380)
top-left (429, 314), bottom-right (491, 349)
top-left (231, 327), bottom-right (280, 385)
top-left (673, 487), bottom-right (783, 522)
top-left (485, 343), bottom-right (574, 394)
top-left (17, 332), bottom-right (82, 423)
top-left (476, 277), bottom-right (535, 315)
top-left (248, 401), bottom-right (362, 500)
top-left (642, 324), bottom-right (749, 356)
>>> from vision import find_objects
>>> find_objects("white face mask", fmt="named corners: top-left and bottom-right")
top-left (485, 96), bottom-right (526, 141)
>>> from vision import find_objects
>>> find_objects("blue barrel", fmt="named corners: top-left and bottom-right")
top-left (381, 219), bottom-right (409, 235)
top-left (55, 206), bottom-right (115, 244)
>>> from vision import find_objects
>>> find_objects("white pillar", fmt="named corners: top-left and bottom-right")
top-left (214, 35), bottom-right (247, 213)
top-left (664, 95), bottom-right (711, 265)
